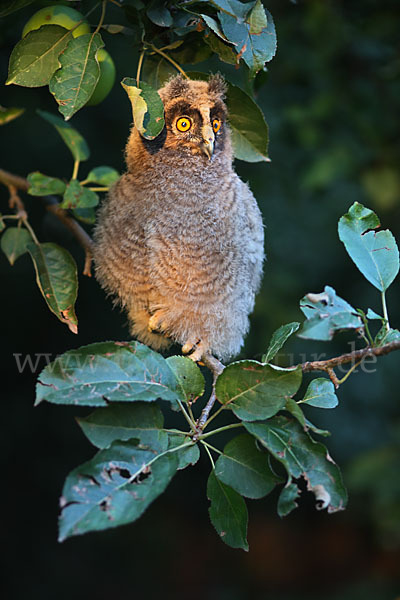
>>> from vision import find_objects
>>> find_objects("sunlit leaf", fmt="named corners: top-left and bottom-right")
top-left (1, 227), bottom-right (32, 265)
top-left (216, 360), bottom-right (302, 421)
top-left (215, 433), bottom-right (281, 498)
top-left (299, 378), bottom-right (338, 409)
top-left (84, 166), bottom-right (120, 186)
top-left (166, 356), bottom-right (205, 403)
top-left (77, 402), bottom-right (169, 451)
top-left (28, 242), bottom-right (78, 333)
top-left (6, 25), bottom-right (73, 87)
top-left (49, 33), bottom-right (104, 120)
top-left (37, 109), bottom-right (90, 161)
top-left (36, 341), bottom-right (184, 407)
top-left (204, 32), bottom-right (237, 65)
top-left (59, 440), bottom-right (178, 541)
top-left (338, 202), bottom-right (399, 292)
top-left (121, 78), bottom-right (165, 140)
top-left (207, 470), bottom-right (248, 551)
top-left (27, 171), bottom-right (66, 196)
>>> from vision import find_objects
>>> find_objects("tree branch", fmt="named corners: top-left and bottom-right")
top-left (193, 353), bottom-right (225, 440)
top-left (0, 168), bottom-right (94, 276)
top-left (300, 341), bottom-right (400, 387)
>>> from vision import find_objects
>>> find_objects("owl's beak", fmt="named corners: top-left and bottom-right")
top-left (201, 125), bottom-right (215, 160)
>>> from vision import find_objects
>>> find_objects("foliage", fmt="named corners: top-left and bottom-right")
top-left (1, 0), bottom-right (400, 552)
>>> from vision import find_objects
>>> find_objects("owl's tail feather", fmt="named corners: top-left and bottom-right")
top-left (128, 307), bottom-right (172, 352)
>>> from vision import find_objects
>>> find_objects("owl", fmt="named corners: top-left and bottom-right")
top-left (94, 75), bottom-right (264, 362)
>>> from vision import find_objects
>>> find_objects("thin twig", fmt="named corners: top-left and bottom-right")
top-left (193, 354), bottom-right (225, 440)
top-left (0, 168), bottom-right (94, 276)
top-left (147, 43), bottom-right (189, 79)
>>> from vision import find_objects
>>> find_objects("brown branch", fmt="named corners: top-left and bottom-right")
top-left (193, 354), bottom-right (225, 440)
top-left (0, 168), bottom-right (94, 276)
top-left (300, 341), bottom-right (400, 387)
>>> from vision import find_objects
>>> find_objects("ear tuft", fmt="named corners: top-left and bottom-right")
top-left (164, 75), bottom-right (190, 99)
top-left (208, 73), bottom-right (227, 98)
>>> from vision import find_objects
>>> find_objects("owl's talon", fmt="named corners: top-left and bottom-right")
top-left (148, 311), bottom-right (168, 334)
top-left (182, 339), bottom-right (205, 362)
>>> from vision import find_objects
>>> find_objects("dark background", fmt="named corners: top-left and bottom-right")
top-left (1, 1), bottom-right (399, 598)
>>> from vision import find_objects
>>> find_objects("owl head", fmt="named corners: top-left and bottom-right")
top-left (156, 74), bottom-right (228, 160)
top-left (126, 75), bottom-right (231, 168)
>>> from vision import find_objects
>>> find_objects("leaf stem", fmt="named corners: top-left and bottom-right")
top-left (336, 359), bottom-right (363, 385)
top-left (87, 186), bottom-right (109, 192)
top-left (199, 422), bottom-right (243, 440)
top-left (201, 441), bottom-right (215, 469)
top-left (22, 217), bottom-right (40, 245)
top-left (201, 440), bottom-right (223, 457)
top-left (136, 49), bottom-right (146, 85)
top-left (72, 160), bottom-right (80, 180)
top-left (147, 43), bottom-right (189, 79)
top-left (94, 0), bottom-right (107, 36)
top-left (381, 291), bottom-right (390, 331)
top-left (203, 403), bottom-right (225, 429)
top-left (176, 398), bottom-right (196, 430)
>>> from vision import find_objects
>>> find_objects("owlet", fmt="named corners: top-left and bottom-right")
top-left (94, 75), bottom-right (264, 362)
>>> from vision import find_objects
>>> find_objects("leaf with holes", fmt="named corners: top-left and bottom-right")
top-left (49, 33), bottom-right (104, 120)
top-left (27, 242), bottom-right (78, 333)
top-left (58, 440), bottom-right (178, 541)
top-left (338, 202), bottom-right (399, 291)
top-left (61, 179), bottom-right (99, 209)
top-left (262, 321), bottom-right (300, 363)
top-left (166, 356), bottom-right (205, 403)
top-left (77, 403), bottom-right (168, 452)
top-left (299, 378), bottom-right (338, 409)
top-left (27, 172), bottom-right (66, 196)
top-left (277, 482), bottom-right (300, 517)
top-left (6, 25), bottom-right (73, 87)
top-left (121, 78), bottom-right (164, 140)
top-left (299, 286), bottom-right (363, 341)
top-left (207, 470), bottom-right (248, 551)
top-left (215, 433), bottom-right (281, 499)
top-left (244, 416), bottom-right (347, 513)
top-left (37, 109), bottom-right (90, 161)
top-left (216, 360), bottom-right (302, 421)
top-left (35, 341), bottom-right (184, 407)
top-left (1, 227), bottom-right (32, 265)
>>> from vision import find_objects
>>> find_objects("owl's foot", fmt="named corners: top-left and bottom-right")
top-left (148, 310), bottom-right (169, 334)
top-left (182, 338), bottom-right (206, 362)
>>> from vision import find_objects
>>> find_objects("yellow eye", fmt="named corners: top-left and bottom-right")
top-left (212, 118), bottom-right (221, 133)
top-left (176, 116), bottom-right (192, 132)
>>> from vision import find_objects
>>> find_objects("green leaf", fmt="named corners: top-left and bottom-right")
top-left (374, 327), bottom-right (400, 347)
top-left (27, 171), bottom-right (66, 196)
top-left (216, 360), bottom-right (302, 421)
top-left (61, 179), bottom-right (99, 209)
top-left (262, 321), bottom-right (300, 363)
top-left (28, 242), bottom-right (78, 333)
top-left (6, 25), bottom-right (73, 87)
top-left (49, 33), bottom-right (104, 120)
top-left (219, 4), bottom-right (276, 76)
top-left (59, 440), bottom-right (178, 541)
top-left (166, 356), bottom-right (205, 403)
top-left (204, 32), bottom-right (237, 65)
top-left (338, 202), bottom-right (399, 292)
top-left (226, 83), bottom-right (269, 162)
top-left (201, 14), bottom-right (232, 42)
top-left (299, 378), bottom-right (338, 409)
top-left (77, 403), bottom-right (168, 451)
top-left (0, 216), bottom-right (5, 232)
top-left (167, 434), bottom-right (200, 470)
top-left (277, 482), bottom-right (300, 517)
top-left (84, 166), bottom-right (120, 186)
top-left (37, 109), bottom-right (89, 161)
top-left (0, 105), bottom-right (25, 125)
top-left (121, 78), bottom-right (165, 140)
top-left (285, 398), bottom-right (331, 437)
top-left (142, 56), bottom-right (176, 89)
top-left (147, 2), bottom-right (173, 27)
top-left (366, 308), bottom-right (383, 320)
top-left (207, 470), bottom-right (248, 551)
top-left (1, 227), bottom-right (32, 265)
top-left (36, 341), bottom-right (185, 407)
top-left (72, 207), bottom-right (96, 224)
top-left (244, 416), bottom-right (347, 513)
top-left (0, 0), bottom-right (34, 17)
top-left (299, 286), bottom-right (363, 341)
top-left (215, 433), bottom-right (281, 499)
